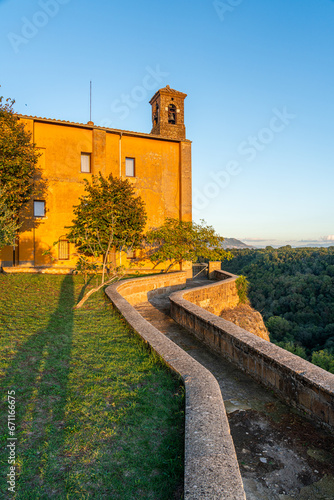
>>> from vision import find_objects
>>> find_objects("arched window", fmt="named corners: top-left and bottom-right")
top-left (153, 103), bottom-right (159, 126)
top-left (168, 104), bottom-right (176, 124)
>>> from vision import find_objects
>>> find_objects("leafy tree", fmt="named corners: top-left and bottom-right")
top-left (66, 173), bottom-right (147, 307)
top-left (312, 350), bottom-right (334, 374)
top-left (276, 341), bottom-right (307, 360)
top-left (0, 187), bottom-right (21, 250)
top-left (0, 94), bottom-right (39, 215)
top-left (266, 316), bottom-right (292, 343)
top-left (145, 218), bottom-right (232, 272)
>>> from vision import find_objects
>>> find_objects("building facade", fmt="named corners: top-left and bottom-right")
top-left (0, 86), bottom-right (192, 270)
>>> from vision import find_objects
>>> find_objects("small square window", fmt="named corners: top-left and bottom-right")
top-left (81, 153), bottom-right (91, 173)
top-left (126, 249), bottom-right (136, 259)
top-left (34, 201), bottom-right (45, 217)
top-left (125, 157), bottom-right (135, 177)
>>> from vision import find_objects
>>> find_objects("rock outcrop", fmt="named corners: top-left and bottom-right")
top-left (220, 304), bottom-right (270, 341)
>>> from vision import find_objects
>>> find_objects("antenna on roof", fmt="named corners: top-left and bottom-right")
top-left (90, 80), bottom-right (92, 122)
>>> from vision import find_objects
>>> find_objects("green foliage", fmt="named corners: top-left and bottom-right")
top-left (222, 246), bottom-right (334, 372)
top-left (276, 341), bottom-right (308, 360)
top-left (0, 187), bottom-right (21, 249)
top-left (0, 94), bottom-right (39, 216)
top-left (145, 218), bottom-right (233, 272)
top-left (0, 274), bottom-right (184, 498)
top-left (66, 173), bottom-right (147, 300)
top-left (266, 316), bottom-right (292, 343)
top-left (73, 255), bottom-right (100, 283)
top-left (311, 350), bottom-right (334, 374)
top-left (67, 173), bottom-right (147, 256)
top-left (235, 275), bottom-right (249, 304)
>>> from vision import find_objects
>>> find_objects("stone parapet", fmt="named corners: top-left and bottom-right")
top-left (214, 269), bottom-right (238, 281)
top-left (105, 272), bottom-right (246, 500)
top-left (183, 272), bottom-right (239, 316)
top-left (115, 272), bottom-right (188, 305)
top-left (208, 261), bottom-right (221, 279)
top-left (170, 272), bottom-right (334, 431)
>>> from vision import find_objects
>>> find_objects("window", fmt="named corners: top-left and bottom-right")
top-left (125, 157), bottom-right (135, 177)
top-left (58, 237), bottom-right (70, 260)
top-left (153, 103), bottom-right (159, 126)
top-left (81, 153), bottom-right (91, 173)
top-left (126, 249), bottom-right (136, 259)
top-left (34, 200), bottom-right (45, 217)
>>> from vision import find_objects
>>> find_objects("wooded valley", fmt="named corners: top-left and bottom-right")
top-left (222, 246), bottom-right (334, 373)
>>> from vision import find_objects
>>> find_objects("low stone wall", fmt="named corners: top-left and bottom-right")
top-left (214, 269), bottom-right (237, 281)
top-left (105, 272), bottom-right (246, 500)
top-left (115, 272), bottom-right (187, 306)
top-left (183, 270), bottom-right (239, 316)
top-left (170, 272), bottom-right (334, 431)
top-left (2, 266), bottom-right (73, 274)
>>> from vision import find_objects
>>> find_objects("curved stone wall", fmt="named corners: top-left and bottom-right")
top-left (105, 272), bottom-right (246, 500)
top-left (170, 271), bottom-right (334, 431)
top-left (183, 270), bottom-right (240, 315)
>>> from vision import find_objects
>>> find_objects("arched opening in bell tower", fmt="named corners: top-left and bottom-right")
top-left (168, 104), bottom-right (176, 124)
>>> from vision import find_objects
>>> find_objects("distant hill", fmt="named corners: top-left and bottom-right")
top-left (221, 238), bottom-right (252, 249)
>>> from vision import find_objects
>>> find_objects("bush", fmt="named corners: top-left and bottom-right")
top-left (236, 275), bottom-right (249, 304)
top-left (311, 350), bottom-right (334, 374)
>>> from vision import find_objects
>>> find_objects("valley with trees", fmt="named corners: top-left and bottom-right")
top-left (222, 246), bottom-right (334, 373)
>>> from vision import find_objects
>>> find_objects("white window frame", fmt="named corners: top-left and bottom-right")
top-left (81, 153), bottom-right (91, 173)
top-left (125, 157), bottom-right (135, 177)
top-left (34, 200), bottom-right (45, 218)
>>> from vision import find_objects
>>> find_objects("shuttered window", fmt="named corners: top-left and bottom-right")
top-left (81, 153), bottom-right (91, 173)
top-left (125, 157), bottom-right (135, 177)
top-left (58, 237), bottom-right (70, 260)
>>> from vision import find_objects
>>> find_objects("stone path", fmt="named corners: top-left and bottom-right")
top-left (134, 280), bottom-right (334, 500)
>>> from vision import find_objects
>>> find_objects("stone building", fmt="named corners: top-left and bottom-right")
top-left (0, 86), bottom-right (192, 271)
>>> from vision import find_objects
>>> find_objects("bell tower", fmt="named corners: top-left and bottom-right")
top-left (149, 85), bottom-right (187, 140)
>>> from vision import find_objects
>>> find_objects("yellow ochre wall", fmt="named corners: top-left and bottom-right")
top-left (0, 117), bottom-right (192, 270)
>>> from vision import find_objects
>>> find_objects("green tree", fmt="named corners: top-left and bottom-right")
top-left (66, 173), bottom-right (147, 307)
top-left (0, 95), bottom-right (39, 215)
top-left (0, 93), bottom-right (41, 264)
top-left (266, 316), bottom-right (292, 343)
top-left (145, 218), bottom-right (233, 272)
top-left (0, 187), bottom-right (20, 250)
top-left (276, 341), bottom-right (307, 360)
top-left (312, 350), bottom-right (334, 374)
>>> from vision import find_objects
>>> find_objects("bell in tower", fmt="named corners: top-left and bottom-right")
top-left (149, 85), bottom-right (187, 140)
top-left (168, 104), bottom-right (176, 124)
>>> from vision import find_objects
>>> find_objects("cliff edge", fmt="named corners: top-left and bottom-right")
top-left (220, 304), bottom-right (270, 341)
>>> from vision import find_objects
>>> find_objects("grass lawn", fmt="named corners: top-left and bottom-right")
top-left (0, 274), bottom-right (184, 499)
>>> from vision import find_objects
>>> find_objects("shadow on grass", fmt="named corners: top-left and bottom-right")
top-left (0, 275), bottom-right (74, 497)
top-left (76, 274), bottom-right (96, 304)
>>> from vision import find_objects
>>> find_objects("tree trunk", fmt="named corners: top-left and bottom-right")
top-left (74, 274), bottom-right (121, 309)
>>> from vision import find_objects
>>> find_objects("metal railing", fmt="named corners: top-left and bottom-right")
top-left (192, 263), bottom-right (208, 279)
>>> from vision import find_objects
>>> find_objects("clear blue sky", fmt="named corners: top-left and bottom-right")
top-left (1, 0), bottom-right (333, 247)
